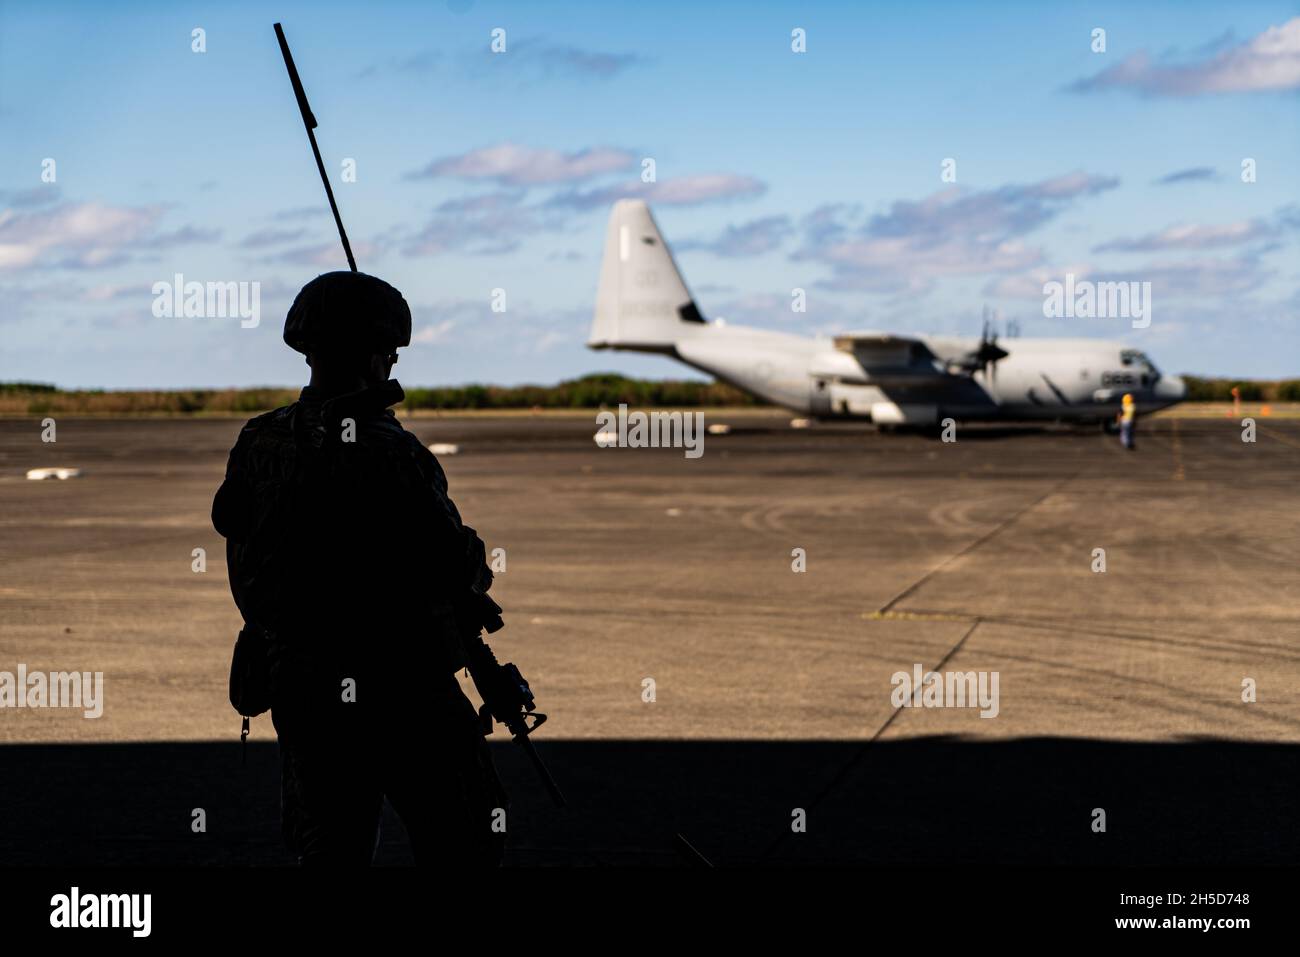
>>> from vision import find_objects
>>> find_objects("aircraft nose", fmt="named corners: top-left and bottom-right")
top-left (1156, 374), bottom-right (1186, 401)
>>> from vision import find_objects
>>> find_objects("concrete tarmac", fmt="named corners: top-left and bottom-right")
top-left (1, 412), bottom-right (1296, 865)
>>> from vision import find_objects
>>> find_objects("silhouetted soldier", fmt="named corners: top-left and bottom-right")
top-left (212, 271), bottom-right (509, 865)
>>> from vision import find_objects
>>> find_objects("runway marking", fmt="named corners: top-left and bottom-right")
top-left (867, 618), bottom-right (983, 742)
top-left (868, 599), bottom-right (1300, 729)
top-left (758, 468), bottom-right (1088, 860)
top-left (756, 617), bottom-right (984, 864)
top-left (865, 609), bottom-right (972, 622)
top-left (1260, 426), bottom-right (1300, 451)
top-left (898, 607), bottom-right (1300, 662)
top-left (764, 588), bottom-right (1300, 863)
top-left (978, 644), bottom-right (1300, 733)
top-left (875, 470), bottom-right (1084, 616)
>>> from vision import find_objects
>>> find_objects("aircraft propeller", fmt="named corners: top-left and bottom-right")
top-left (952, 306), bottom-right (1009, 383)
top-left (978, 319), bottom-right (1008, 383)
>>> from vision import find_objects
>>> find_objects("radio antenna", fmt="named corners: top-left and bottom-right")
top-left (273, 22), bottom-right (357, 271)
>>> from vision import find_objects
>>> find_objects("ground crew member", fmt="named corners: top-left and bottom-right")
top-left (1119, 392), bottom-right (1137, 450)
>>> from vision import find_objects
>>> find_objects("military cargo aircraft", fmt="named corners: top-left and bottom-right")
top-left (588, 200), bottom-right (1186, 426)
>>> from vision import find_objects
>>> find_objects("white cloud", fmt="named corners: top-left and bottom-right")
top-left (0, 201), bottom-right (164, 270)
top-left (1154, 167), bottom-right (1219, 185)
top-left (677, 216), bottom-right (794, 257)
top-left (411, 319), bottom-right (457, 345)
top-left (1021, 172), bottom-right (1120, 199)
top-left (239, 227), bottom-right (308, 248)
top-left (1094, 220), bottom-right (1274, 253)
top-left (399, 191), bottom-right (569, 258)
top-left (793, 172), bottom-right (1117, 291)
top-left (984, 257), bottom-right (1271, 301)
top-left (533, 330), bottom-right (567, 353)
top-left (406, 144), bottom-right (635, 186)
top-left (505, 39), bottom-right (643, 79)
top-left (548, 173), bottom-right (766, 210)
top-left (1070, 17), bottom-right (1300, 96)
top-left (271, 240), bottom-right (381, 267)
top-left (81, 283), bottom-right (141, 302)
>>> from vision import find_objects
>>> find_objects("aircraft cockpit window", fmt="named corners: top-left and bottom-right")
top-left (1121, 349), bottom-right (1159, 378)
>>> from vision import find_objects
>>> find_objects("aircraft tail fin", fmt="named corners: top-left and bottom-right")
top-left (588, 200), bottom-right (705, 352)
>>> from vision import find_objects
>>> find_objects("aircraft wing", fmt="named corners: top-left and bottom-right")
top-left (832, 332), bottom-right (926, 355)
top-left (814, 332), bottom-right (951, 385)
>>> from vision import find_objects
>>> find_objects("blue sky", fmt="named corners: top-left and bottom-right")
top-left (2, 0), bottom-right (1298, 388)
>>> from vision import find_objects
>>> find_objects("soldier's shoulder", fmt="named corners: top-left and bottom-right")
top-left (228, 405), bottom-right (296, 455)
top-left (382, 415), bottom-right (436, 461)
top-left (238, 403), bottom-right (294, 431)
top-left (378, 416), bottom-right (448, 481)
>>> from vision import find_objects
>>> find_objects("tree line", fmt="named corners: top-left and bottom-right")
top-left (1, 373), bottom-right (1296, 415)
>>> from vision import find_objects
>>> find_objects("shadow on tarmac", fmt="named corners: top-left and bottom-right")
top-left (1, 737), bottom-right (1293, 866)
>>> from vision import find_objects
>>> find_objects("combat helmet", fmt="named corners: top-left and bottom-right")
top-left (283, 271), bottom-right (411, 356)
